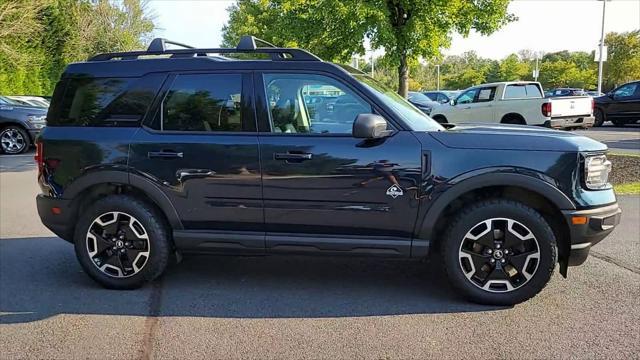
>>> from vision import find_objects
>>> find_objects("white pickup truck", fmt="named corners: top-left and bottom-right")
top-left (429, 81), bottom-right (595, 129)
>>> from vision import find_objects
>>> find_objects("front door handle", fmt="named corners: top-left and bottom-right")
top-left (274, 152), bottom-right (313, 162)
top-left (148, 150), bottom-right (184, 159)
top-left (176, 169), bottom-right (215, 181)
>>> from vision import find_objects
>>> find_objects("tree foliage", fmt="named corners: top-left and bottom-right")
top-left (604, 30), bottom-right (640, 89)
top-left (222, 0), bottom-right (514, 97)
top-left (0, 0), bottom-right (155, 96)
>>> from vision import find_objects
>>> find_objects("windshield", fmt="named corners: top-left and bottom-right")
top-left (354, 75), bottom-right (443, 132)
top-left (408, 92), bottom-right (433, 104)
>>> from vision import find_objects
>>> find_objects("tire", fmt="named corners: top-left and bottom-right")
top-left (74, 195), bottom-right (171, 289)
top-left (593, 108), bottom-right (605, 127)
top-left (442, 199), bottom-right (557, 305)
top-left (432, 115), bottom-right (447, 124)
top-left (0, 125), bottom-right (30, 154)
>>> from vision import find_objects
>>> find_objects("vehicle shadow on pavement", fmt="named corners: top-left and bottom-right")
top-left (0, 237), bottom-right (504, 324)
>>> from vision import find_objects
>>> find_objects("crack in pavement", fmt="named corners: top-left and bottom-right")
top-left (590, 250), bottom-right (640, 275)
top-left (138, 279), bottom-right (164, 360)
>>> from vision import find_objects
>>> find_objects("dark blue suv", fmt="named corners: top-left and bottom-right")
top-left (36, 37), bottom-right (621, 305)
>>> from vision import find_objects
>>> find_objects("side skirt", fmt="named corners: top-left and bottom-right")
top-left (173, 230), bottom-right (414, 257)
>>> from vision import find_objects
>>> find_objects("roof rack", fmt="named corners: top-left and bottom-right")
top-left (89, 35), bottom-right (321, 62)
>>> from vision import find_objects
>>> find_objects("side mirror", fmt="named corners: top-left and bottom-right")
top-left (449, 99), bottom-right (456, 106)
top-left (353, 113), bottom-right (392, 139)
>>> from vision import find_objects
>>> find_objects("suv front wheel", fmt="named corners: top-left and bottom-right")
top-left (0, 125), bottom-right (30, 154)
top-left (442, 199), bottom-right (557, 305)
top-left (74, 195), bottom-right (171, 289)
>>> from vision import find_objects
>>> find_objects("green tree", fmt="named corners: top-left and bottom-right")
top-left (0, 0), bottom-right (156, 95)
top-left (222, 0), bottom-right (515, 97)
top-left (497, 54), bottom-right (528, 81)
top-left (604, 30), bottom-right (640, 89)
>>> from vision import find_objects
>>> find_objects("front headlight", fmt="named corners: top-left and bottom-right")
top-left (27, 115), bottom-right (47, 129)
top-left (584, 154), bottom-right (612, 189)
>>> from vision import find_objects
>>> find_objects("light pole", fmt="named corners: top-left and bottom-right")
top-left (371, 53), bottom-right (374, 77)
top-left (435, 64), bottom-right (440, 91)
top-left (597, 0), bottom-right (610, 94)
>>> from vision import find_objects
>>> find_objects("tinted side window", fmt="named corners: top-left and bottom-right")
top-left (613, 83), bottom-right (638, 99)
top-left (457, 89), bottom-right (478, 104)
top-left (504, 84), bottom-right (542, 99)
top-left (263, 73), bottom-right (371, 134)
top-left (159, 74), bottom-right (243, 132)
top-left (57, 78), bottom-right (131, 126)
top-left (475, 87), bottom-right (496, 103)
top-left (53, 75), bottom-right (164, 127)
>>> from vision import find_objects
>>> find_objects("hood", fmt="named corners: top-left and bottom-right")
top-left (429, 123), bottom-right (607, 152)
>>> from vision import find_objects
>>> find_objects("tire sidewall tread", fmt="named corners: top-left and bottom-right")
top-left (442, 199), bottom-right (557, 305)
top-left (73, 195), bottom-right (171, 289)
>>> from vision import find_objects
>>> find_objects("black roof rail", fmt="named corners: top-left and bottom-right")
top-left (237, 35), bottom-right (277, 50)
top-left (88, 35), bottom-right (321, 62)
top-left (147, 38), bottom-right (195, 52)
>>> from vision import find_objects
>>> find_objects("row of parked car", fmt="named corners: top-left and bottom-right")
top-left (407, 80), bottom-right (640, 129)
top-left (0, 95), bottom-right (49, 154)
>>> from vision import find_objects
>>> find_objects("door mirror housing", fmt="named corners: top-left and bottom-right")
top-left (449, 99), bottom-right (456, 106)
top-left (352, 113), bottom-right (392, 139)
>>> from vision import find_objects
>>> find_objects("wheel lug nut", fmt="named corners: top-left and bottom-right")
top-left (120, 249), bottom-right (126, 253)
top-left (490, 259), bottom-right (495, 263)
top-left (496, 244), bottom-right (501, 249)
top-left (487, 249), bottom-right (493, 254)
top-left (501, 259), bottom-right (506, 263)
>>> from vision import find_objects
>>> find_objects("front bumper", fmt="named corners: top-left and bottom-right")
top-left (546, 115), bottom-right (595, 129)
top-left (36, 194), bottom-right (75, 242)
top-left (562, 202), bottom-right (621, 266)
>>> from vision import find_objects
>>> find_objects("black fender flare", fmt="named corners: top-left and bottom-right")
top-left (63, 170), bottom-right (183, 230)
top-left (414, 171), bottom-right (575, 255)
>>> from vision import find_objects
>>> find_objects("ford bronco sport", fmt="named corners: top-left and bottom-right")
top-left (36, 37), bottom-right (621, 305)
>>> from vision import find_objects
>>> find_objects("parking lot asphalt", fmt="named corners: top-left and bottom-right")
top-left (1, 132), bottom-right (639, 359)
top-left (575, 123), bottom-right (640, 154)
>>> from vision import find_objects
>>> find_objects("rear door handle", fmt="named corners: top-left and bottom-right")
top-left (274, 152), bottom-right (313, 162)
top-left (148, 150), bottom-right (184, 159)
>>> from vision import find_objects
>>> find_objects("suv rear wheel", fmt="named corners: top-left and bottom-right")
top-left (74, 195), bottom-right (171, 289)
top-left (593, 108), bottom-right (605, 127)
top-left (0, 125), bottom-right (30, 154)
top-left (442, 199), bottom-right (557, 305)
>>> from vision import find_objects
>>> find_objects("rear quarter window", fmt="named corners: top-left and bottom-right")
top-left (50, 75), bottom-right (164, 127)
top-left (504, 84), bottom-right (543, 99)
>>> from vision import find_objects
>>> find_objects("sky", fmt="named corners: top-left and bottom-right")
top-left (148, 0), bottom-right (640, 60)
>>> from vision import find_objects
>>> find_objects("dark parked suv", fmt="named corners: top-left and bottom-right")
top-left (593, 80), bottom-right (640, 127)
top-left (36, 37), bottom-right (621, 305)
